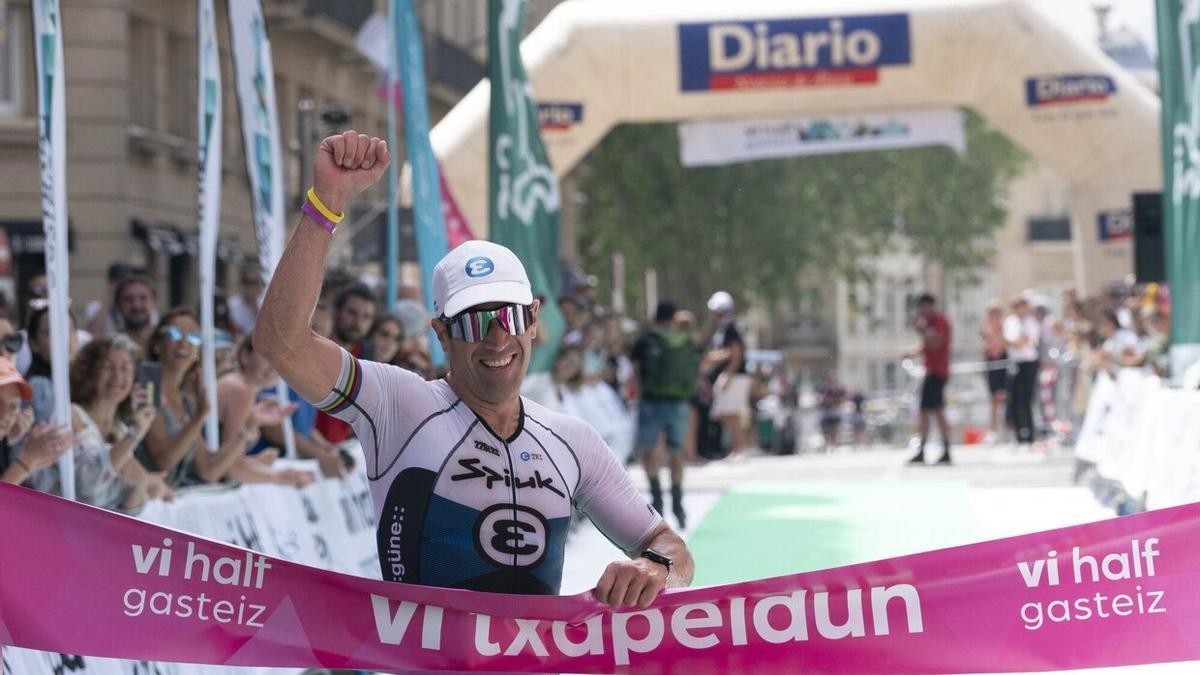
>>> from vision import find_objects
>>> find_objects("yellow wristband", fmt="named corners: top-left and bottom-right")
top-left (306, 187), bottom-right (345, 223)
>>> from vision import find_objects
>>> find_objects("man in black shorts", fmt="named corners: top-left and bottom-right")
top-left (907, 294), bottom-right (952, 465)
top-left (254, 131), bottom-right (692, 608)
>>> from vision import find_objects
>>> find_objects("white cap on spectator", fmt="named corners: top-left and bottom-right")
top-left (432, 241), bottom-right (533, 318)
top-left (707, 291), bottom-right (735, 314)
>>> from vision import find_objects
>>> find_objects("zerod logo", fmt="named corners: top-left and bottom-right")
top-left (465, 257), bottom-right (494, 278)
top-left (475, 504), bottom-right (548, 568)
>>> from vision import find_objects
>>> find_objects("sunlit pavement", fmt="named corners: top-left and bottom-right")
top-left (562, 444), bottom-right (1194, 674)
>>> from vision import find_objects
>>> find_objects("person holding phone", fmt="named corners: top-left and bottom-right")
top-left (68, 335), bottom-right (172, 512)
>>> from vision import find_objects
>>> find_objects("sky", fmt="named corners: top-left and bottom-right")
top-left (1038, 0), bottom-right (1158, 55)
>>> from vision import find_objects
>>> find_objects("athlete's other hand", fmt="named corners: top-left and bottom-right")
top-left (312, 131), bottom-right (391, 215)
top-left (594, 558), bottom-right (668, 609)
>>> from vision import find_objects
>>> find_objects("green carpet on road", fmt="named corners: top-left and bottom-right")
top-left (687, 480), bottom-right (979, 586)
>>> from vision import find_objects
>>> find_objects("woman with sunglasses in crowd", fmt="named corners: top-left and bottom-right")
top-left (139, 309), bottom-right (242, 487)
top-left (367, 314), bottom-right (405, 365)
top-left (69, 335), bottom-right (173, 512)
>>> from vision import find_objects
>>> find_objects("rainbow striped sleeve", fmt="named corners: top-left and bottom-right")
top-left (314, 348), bottom-right (364, 416)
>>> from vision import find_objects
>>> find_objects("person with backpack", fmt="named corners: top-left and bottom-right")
top-left (631, 301), bottom-right (701, 529)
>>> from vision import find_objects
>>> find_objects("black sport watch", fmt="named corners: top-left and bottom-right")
top-left (641, 548), bottom-right (673, 583)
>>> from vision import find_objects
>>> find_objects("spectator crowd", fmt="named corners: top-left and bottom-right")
top-left (0, 260), bottom-right (770, 526)
top-left (3, 244), bottom-right (1179, 544)
top-left (976, 281), bottom-right (1172, 450)
top-left (0, 261), bottom-right (437, 513)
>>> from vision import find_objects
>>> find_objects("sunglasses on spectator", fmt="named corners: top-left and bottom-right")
top-left (0, 333), bottom-right (22, 353)
top-left (163, 325), bottom-right (202, 347)
top-left (442, 304), bottom-right (531, 343)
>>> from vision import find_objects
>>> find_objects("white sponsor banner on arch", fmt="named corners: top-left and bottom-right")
top-left (679, 108), bottom-right (965, 167)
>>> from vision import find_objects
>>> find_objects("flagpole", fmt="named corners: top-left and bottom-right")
top-left (386, 0), bottom-right (400, 313)
top-left (32, 0), bottom-right (73, 500)
top-left (197, 0), bottom-right (222, 451)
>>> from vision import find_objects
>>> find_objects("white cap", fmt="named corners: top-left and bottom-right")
top-left (432, 240), bottom-right (533, 318)
top-left (707, 291), bottom-right (734, 313)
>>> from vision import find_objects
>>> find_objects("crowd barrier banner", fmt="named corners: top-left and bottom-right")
top-left (1073, 369), bottom-right (1200, 511)
top-left (1073, 372), bottom-right (1117, 465)
top-left (7, 479), bottom-right (1200, 672)
top-left (1094, 369), bottom-right (1157, 499)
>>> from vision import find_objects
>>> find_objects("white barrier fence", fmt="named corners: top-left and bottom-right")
top-left (1074, 369), bottom-right (1200, 511)
top-left (2, 456), bottom-right (379, 675)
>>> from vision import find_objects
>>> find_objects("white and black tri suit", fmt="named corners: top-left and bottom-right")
top-left (312, 349), bottom-right (662, 595)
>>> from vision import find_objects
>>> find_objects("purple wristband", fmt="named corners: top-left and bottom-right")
top-left (301, 200), bottom-right (337, 234)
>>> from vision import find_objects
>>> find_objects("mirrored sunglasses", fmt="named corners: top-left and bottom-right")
top-left (165, 325), bottom-right (202, 347)
top-left (0, 333), bottom-right (22, 354)
top-left (443, 304), bottom-right (531, 343)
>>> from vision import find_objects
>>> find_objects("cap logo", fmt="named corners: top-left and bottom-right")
top-left (465, 257), bottom-right (495, 278)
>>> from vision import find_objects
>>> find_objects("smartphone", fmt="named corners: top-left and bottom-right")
top-left (136, 361), bottom-right (162, 409)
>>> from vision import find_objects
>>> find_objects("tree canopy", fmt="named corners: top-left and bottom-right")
top-left (576, 110), bottom-right (1027, 315)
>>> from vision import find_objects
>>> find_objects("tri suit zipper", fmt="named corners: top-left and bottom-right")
top-left (500, 435), bottom-right (519, 593)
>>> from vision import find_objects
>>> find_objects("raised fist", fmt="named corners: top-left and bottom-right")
top-left (311, 131), bottom-right (391, 215)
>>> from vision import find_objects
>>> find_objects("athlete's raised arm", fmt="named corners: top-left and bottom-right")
top-left (252, 131), bottom-right (390, 403)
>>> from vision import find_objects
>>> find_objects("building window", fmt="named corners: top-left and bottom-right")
top-left (883, 280), bottom-right (897, 336)
top-left (129, 16), bottom-right (158, 128)
top-left (166, 32), bottom-right (196, 139)
top-left (0, 2), bottom-right (22, 117)
top-left (1027, 216), bottom-right (1072, 242)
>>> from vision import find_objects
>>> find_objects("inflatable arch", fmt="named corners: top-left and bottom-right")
top-left (429, 0), bottom-right (1161, 292)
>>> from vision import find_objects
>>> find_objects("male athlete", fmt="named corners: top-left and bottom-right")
top-left (254, 131), bottom-right (693, 608)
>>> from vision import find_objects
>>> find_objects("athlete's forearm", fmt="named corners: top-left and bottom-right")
top-left (253, 215), bottom-right (330, 362)
top-left (640, 526), bottom-right (694, 588)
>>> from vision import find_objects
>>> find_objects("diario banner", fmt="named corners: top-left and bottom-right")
top-left (3, 482), bottom-right (1200, 673)
top-left (678, 14), bottom-right (911, 92)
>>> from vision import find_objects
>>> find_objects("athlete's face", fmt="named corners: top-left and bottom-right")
top-left (434, 300), bottom-right (539, 406)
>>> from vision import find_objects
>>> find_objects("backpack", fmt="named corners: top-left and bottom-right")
top-left (639, 328), bottom-right (700, 400)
